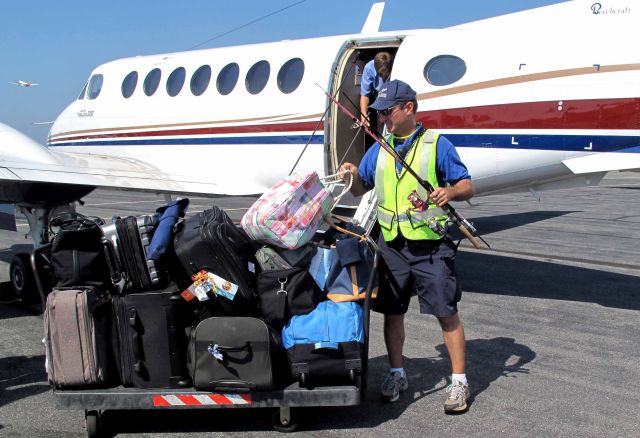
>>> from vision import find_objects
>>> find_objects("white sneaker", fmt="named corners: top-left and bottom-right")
top-left (444, 380), bottom-right (470, 413)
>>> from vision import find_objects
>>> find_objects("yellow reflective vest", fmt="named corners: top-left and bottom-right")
top-left (374, 129), bottom-right (448, 241)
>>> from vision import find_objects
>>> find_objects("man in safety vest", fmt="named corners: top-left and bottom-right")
top-left (339, 79), bottom-right (475, 413)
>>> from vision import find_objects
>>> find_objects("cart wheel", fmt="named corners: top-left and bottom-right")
top-left (85, 410), bottom-right (101, 438)
top-left (272, 409), bottom-right (299, 433)
top-left (299, 372), bottom-right (307, 386)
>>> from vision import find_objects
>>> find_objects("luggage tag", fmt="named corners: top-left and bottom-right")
top-left (181, 270), bottom-right (213, 302)
top-left (206, 272), bottom-right (238, 301)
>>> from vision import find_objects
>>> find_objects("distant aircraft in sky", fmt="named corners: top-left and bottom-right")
top-left (9, 80), bottom-right (39, 87)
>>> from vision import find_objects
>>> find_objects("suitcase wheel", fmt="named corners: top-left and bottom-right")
top-left (85, 410), bottom-right (102, 438)
top-left (349, 369), bottom-right (356, 382)
top-left (299, 372), bottom-right (307, 386)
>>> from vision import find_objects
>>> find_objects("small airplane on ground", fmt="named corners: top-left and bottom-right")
top-left (8, 80), bottom-right (40, 87)
top-left (0, 0), bottom-right (639, 301)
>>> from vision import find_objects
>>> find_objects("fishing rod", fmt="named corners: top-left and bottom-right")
top-left (317, 84), bottom-right (489, 249)
top-left (289, 58), bottom-right (361, 176)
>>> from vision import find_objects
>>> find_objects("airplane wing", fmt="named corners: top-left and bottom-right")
top-left (0, 123), bottom-right (269, 199)
top-left (562, 152), bottom-right (640, 174)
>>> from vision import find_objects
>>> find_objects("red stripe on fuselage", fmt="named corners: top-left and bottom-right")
top-left (52, 121), bottom-right (323, 143)
top-left (50, 98), bottom-right (640, 143)
top-left (417, 98), bottom-right (640, 130)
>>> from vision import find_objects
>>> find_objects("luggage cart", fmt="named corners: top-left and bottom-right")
top-left (53, 249), bottom-right (378, 435)
top-left (49, 194), bottom-right (381, 436)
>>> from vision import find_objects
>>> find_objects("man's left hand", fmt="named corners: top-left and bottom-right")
top-left (429, 187), bottom-right (453, 207)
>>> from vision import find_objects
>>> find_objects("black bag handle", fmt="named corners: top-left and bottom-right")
top-left (209, 341), bottom-right (252, 353)
top-left (49, 212), bottom-right (104, 236)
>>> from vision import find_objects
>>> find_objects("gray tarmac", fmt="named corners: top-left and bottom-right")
top-left (0, 172), bottom-right (639, 437)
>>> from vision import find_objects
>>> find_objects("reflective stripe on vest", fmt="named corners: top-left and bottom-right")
top-left (374, 129), bottom-right (448, 241)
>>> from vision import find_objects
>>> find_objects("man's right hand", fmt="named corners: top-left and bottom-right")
top-left (338, 162), bottom-right (358, 181)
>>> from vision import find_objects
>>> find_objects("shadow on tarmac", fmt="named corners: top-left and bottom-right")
top-left (456, 211), bottom-right (576, 236)
top-left (0, 285), bottom-right (42, 319)
top-left (0, 355), bottom-right (49, 409)
top-left (458, 252), bottom-right (640, 311)
top-left (99, 337), bottom-right (533, 435)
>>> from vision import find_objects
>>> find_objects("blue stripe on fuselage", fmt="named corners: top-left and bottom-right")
top-left (48, 133), bottom-right (640, 153)
top-left (442, 134), bottom-right (640, 152)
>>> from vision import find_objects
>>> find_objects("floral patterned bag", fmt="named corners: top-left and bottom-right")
top-left (241, 171), bottom-right (349, 249)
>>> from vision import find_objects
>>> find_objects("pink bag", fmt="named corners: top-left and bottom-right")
top-left (241, 172), bottom-right (347, 249)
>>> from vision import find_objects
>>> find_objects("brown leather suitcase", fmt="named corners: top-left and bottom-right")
top-left (43, 287), bottom-right (112, 387)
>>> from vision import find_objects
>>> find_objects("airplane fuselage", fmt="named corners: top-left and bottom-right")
top-left (31, 0), bottom-right (640, 197)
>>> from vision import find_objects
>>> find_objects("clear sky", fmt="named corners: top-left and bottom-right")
top-left (1, 0), bottom-right (565, 142)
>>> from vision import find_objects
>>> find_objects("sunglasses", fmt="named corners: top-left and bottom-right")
top-left (378, 103), bottom-right (405, 116)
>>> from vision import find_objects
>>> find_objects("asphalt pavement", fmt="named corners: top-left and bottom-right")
top-left (0, 172), bottom-right (638, 437)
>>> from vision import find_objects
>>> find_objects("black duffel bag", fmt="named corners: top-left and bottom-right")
top-left (49, 213), bottom-right (110, 290)
top-left (257, 267), bottom-right (325, 330)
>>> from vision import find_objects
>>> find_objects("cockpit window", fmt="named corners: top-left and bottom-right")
top-left (423, 55), bottom-right (467, 86)
top-left (191, 65), bottom-right (211, 96)
top-left (78, 82), bottom-right (87, 100)
top-left (121, 71), bottom-right (138, 98)
top-left (87, 74), bottom-right (104, 100)
top-left (277, 58), bottom-right (304, 94)
top-left (166, 67), bottom-right (186, 97)
top-left (144, 68), bottom-right (162, 96)
top-left (217, 63), bottom-right (239, 95)
top-left (246, 60), bottom-right (270, 95)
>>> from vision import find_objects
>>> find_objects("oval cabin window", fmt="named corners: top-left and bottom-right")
top-left (87, 74), bottom-right (103, 100)
top-left (423, 55), bottom-right (467, 86)
top-left (121, 71), bottom-right (138, 98)
top-left (277, 58), bottom-right (304, 94)
top-left (191, 65), bottom-right (211, 96)
top-left (217, 63), bottom-right (239, 95)
top-left (166, 67), bottom-right (186, 97)
top-left (144, 68), bottom-right (162, 96)
top-left (246, 60), bottom-right (270, 95)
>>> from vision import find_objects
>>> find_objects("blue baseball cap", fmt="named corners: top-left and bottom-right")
top-left (369, 79), bottom-right (417, 111)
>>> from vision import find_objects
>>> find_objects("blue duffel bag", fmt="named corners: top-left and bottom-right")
top-left (281, 301), bottom-right (364, 386)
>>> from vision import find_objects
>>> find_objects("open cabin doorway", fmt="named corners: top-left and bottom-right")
top-left (327, 40), bottom-right (401, 175)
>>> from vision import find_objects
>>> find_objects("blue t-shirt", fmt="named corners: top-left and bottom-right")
top-left (357, 124), bottom-right (471, 191)
top-left (360, 60), bottom-right (386, 96)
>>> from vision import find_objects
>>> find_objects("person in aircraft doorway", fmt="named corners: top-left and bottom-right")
top-left (358, 51), bottom-right (394, 130)
top-left (339, 79), bottom-right (474, 414)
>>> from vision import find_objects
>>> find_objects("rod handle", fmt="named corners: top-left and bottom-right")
top-left (458, 224), bottom-right (482, 249)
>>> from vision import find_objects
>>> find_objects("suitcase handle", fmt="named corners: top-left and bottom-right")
top-left (128, 308), bottom-right (144, 373)
top-left (102, 238), bottom-right (126, 293)
top-left (210, 379), bottom-right (257, 391)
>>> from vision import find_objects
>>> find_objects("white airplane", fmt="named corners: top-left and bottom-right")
top-left (9, 80), bottom-right (39, 87)
top-left (1, 0), bottom-right (639, 298)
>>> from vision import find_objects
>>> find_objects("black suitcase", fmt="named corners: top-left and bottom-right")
top-left (102, 215), bottom-right (167, 294)
top-left (287, 342), bottom-right (363, 387)
top-left (111, 286), bottom-right (191, 388)
top-left (187, 316), bottom-right (287, 392)
top-left (173, 206), bottom-right (259, 317)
